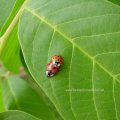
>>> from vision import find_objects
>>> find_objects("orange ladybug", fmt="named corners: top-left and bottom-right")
top-left (52, 55), bottom-right (64, 67)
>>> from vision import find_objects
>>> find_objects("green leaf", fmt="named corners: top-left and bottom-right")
top-left (108, 0), bottom-right (120, 6)
top-left (0, 0), bottom-right (28, 73)
top-left (0, 63), bottom-right (6, 112)
top-left (0, 110), bottom-right (41, 120)
top-left (0, 23), bottom-right (22, 73)
top-left (19, 0), bottom-right (120, 120)
top-left (0, 0), bottom-right (24, 36)
top-left (0, 79), bottom-right (5, 112)
top-left (1, 75), bottom-right (57, 120)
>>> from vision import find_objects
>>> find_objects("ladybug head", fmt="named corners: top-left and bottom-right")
top-left (52, 55), bottom-right (64, 67)
top-left (52, 59), bottom-right (60, 67)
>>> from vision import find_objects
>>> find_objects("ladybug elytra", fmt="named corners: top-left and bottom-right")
top-left (46, 61), bottom-right (59, 77)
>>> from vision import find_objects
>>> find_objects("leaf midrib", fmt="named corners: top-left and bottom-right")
top-left (25, 8), bottom-right (120, 85)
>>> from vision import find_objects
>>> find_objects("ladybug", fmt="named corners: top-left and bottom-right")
top-left (46, 61), bottom-right (59, 77)
top-left (52, 55), bottom-right (64, 67)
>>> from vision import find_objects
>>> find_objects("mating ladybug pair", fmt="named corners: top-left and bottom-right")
top-left (46, 55), bottom-right (64, 77)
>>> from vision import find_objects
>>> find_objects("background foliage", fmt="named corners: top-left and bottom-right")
top-left (0, 0), bottom-right (120, 120)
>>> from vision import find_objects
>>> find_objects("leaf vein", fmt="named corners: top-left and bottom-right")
top-left (68, 45), bottom-right (77, 119)
top-left (92, 62), bottom-right (100, 120)
top-left (94, 51), bottom-right (120, 59)
top-left (113, 80), bottom-right (119, 120)
top-left (56, 14), bottom-right (120, 27)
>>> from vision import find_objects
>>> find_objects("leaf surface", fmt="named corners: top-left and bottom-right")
top-left (0, 80), bottom-right (5, 112)
top-left (0, 0), bottom-right (28, 73)
top-left (1, 75), bottom-right (56, 120)
top-left (0, 0), bottom-right (24, 36)
top-left (0, 23), bottom-right (22, 73)
top-left (19, 0), bottom-right (120, 120)
top-left (0, 110), bottom-right (41, 120)
top-left (108, 0), bottom-right (120, 6)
